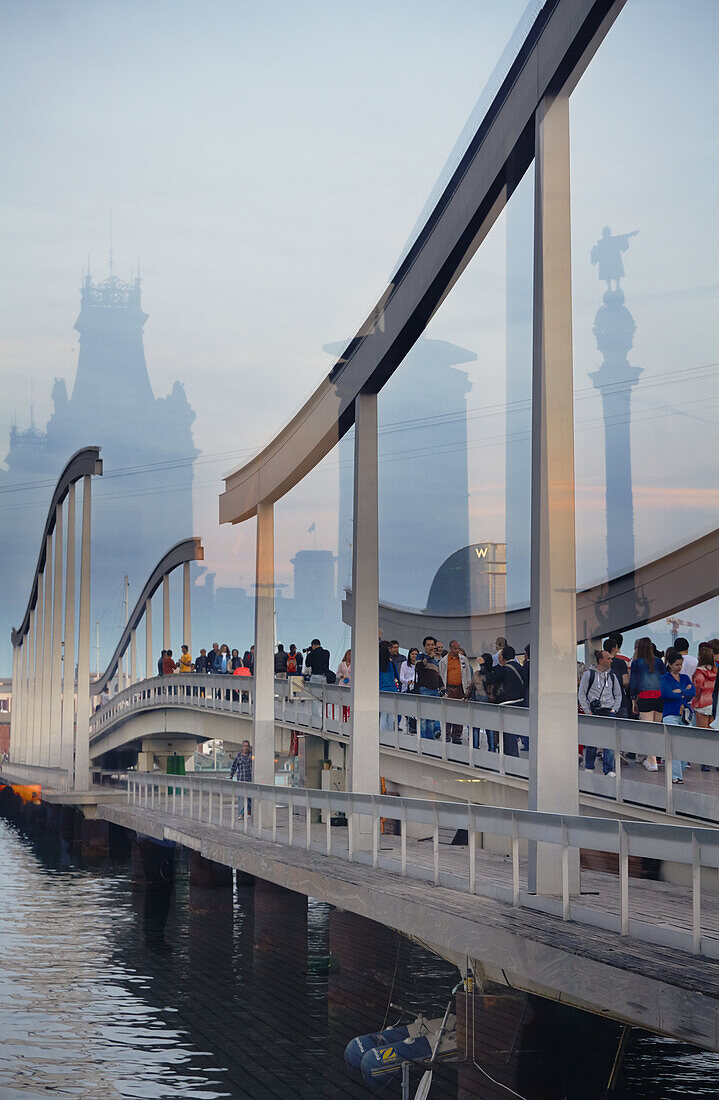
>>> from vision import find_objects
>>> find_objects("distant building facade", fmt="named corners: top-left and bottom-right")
top-left (0, 271), bottom-right (197, 671)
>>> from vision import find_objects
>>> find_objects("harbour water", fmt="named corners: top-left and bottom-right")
top-left (0, 811), bottom-right (717, 1099)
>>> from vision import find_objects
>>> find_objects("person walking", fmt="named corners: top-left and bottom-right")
top-left (487, 646), bottom-right (527, 757)
top-left (674, 637), bottom-right (698, 681)
top-left (274, 644), bottom-right (288, 676)
top-left (195, 648), bottom-right (210, 674)
top-left (399, 647), bottom-right (418, 734)
top-left (660, 648), bottom-right (695, 783)
top-left (379, 640), bottom-right (400, 731)
top-left (415, 636), bottom-right (443, 739)
top-left (287, 644), bottom-right (302, 677)
top-left (466, 653), bottom-right (495, 751)
top-left (692, 644), bottom-right (717, 770)
top-left (337, 649), bottom-right (352, 685)
top-left (305, 638), bottom-right (331, 721)
top-left (578, 649), bottom-right (622, 775)
top-left (629, 637), bottom-right (665, 770)
top-left (439, 640), bottom-right (472, 744)
top-left (230, 739), bottom-right (253, 817)
top-left (213, 644), bottom-right (232, 674)
top-left (162, 649), bottom-right (177, 674)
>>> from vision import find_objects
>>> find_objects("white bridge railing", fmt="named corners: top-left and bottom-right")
top-left (91, 674), bottom-right (719, 821)
top-left (1, 761), bottom-right (71, 791)
top-left (127, 771), bottom-right (719, 961)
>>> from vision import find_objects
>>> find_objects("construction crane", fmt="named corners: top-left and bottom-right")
top-left (666, 616), bottom-right (701, 643)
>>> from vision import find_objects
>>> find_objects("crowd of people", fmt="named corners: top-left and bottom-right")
top-left (152, 628), bottom-right (718, 783)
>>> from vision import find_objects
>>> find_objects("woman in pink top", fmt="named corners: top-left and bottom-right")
top-left (692, 645), bottom-right (717, 728)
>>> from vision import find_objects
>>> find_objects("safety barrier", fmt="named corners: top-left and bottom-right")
top-left (91, 674), bottom-right (719, 823)
top-left (127, 771), bottom-right (719, 960)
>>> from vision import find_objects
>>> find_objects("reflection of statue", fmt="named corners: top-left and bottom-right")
top-left (589, 227), bottom-right (642, 587)
top-left (591, 226), bottom-right (638, 290)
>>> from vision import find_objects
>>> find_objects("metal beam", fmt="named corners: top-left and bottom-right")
top-left (349, 393), bottom-right (380, 813)
top-left (11, 447), bottom-right (102, 645)
top-left (61, 482), bottom-right (76, 778)
top-left (253, 501), bottom-right (275, 785)
top-left (528, 92), bottom-right (579, 894)
top-left (49, 504), bottom-right (64, 766)
top-left (220, 0), bottom-right (622, 526)
top-left (75, 475), bottom-right (92, 789)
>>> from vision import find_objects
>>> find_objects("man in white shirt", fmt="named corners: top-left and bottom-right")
top-left (674, 637), bottom-right (698, 680)
top-left (578, 650), bottom-right (622, 776)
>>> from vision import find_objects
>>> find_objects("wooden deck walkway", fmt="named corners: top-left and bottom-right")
top-left (99, 800), bottom-right (719, 1051)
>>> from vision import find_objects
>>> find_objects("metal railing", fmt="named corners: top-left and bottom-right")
top-left (1, 761), bottom-right (71, 791)
top-left (127, 771), bottom-right (719, 960)
top-left (90, 674), bottom-right (719, 821)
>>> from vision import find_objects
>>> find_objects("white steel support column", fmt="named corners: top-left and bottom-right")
top-left (349, 392), bottom-right (380, 806)
top-left (253, 500), bottom-right (275, 785)
top-left (39, 537), bottom-right (53, 765)
top-left (130, 628), bottom-right (137, 686)
top-left (528, 92), bottom-right (579, 895)
top-left (32, 574), bottom-right (43, 765)
top-left (162, 574), bottom-right (171, 652)
top-left (145, 598), bottom-right (153, 679)
top-left (19, 640), bottom-right (28, 762)
top-left (75, 475), bottom-right (92, 790)
top-left (20, 640), bottom-right (28, 762)
top-left (49, 504), bottom-right (64, 766)
top-left (10, 642), bottom-right (19, 761)
top-left (61, 482), bottom-right (76, 778)
top-left (27, 606), bottom-right (37, 763)
top-left (20, 638), bottom-right (29, 763)
top-left (15, 641), bottom-right (25, 761)
top-left (182, 561), bottom-right (191, 654)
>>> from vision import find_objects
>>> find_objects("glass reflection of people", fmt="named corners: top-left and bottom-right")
top-left (591, 226), bottom-right (638, 291)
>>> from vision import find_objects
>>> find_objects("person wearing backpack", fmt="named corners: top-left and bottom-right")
top-left (578, 649), bottom-right (622, 776)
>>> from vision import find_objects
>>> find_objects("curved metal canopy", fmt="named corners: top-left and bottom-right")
top-left (91, 537), bottom-right (204, 694)
top-left (219, 0), bottom-right (621, 525)
top-left (11, 446), bottom-right (103, 645)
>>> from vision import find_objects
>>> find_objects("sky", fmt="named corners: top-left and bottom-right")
top-left (1, 0), bottom-right (719, 662)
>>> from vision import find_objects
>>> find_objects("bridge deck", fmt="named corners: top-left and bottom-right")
top-left (98, 801), bottom-right (719, 1051)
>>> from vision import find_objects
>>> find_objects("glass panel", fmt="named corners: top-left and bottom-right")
top-left (374, 168), bottom-right (534, 659)
top-left (571, 0), bottom-right (719, 592)
top-left (274, 445), bottom-right (352, 674)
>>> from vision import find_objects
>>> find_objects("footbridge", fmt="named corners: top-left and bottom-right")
top-left (6, 0), bottom-right (719, 1062)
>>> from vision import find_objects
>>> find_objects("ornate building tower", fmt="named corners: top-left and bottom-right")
top-left (0, 270), bottom-right (198, 671)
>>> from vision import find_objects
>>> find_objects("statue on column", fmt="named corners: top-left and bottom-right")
top-left (591, 226), bottom-right (638, 291)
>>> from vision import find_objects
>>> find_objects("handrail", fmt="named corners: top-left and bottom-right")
top-left (88, 673), bottom-right (719, 822)
top-left (126, 770), bottom-right (719, 959)
top-left (219, 0), bottom-right (620, 524)
top-left (11, 447), bottom-right (103, 644)
top-left (91, 537), bottom-right (204, 694)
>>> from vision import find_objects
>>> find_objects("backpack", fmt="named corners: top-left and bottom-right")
top-left (286, 654), bottom-right (297, 674)
top-left (586, 668), bottom-right (619, 701)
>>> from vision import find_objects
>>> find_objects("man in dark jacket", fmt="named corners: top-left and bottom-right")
top-left (487, 645), bottom-right (527, 757)
top-left (274, 644), bottom-right (288, 676)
